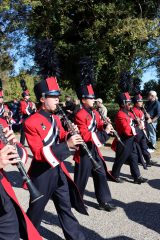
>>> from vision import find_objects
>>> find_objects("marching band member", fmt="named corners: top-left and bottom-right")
top-left (0, 79), bottom-right (12, 120)
top-left (74, 83), bottom-right (117, 212)
top-left (24, 76), bottom-right (87, 240)
top-left (0, 117), bottom-right (42, 240)
top-left (132, 94), bottom-right (156, 167)
top-left (111, 92), bottom-right (148, 184)
top-left (20, 80), bottom-right (36, 145)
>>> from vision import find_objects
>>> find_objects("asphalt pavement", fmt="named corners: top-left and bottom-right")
top-left (5, 139), bottom-right (160, 240)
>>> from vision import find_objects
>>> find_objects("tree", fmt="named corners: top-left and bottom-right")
top-left (142, 79), bottom-right (160, 99)
top-left (4, 71), bottom-right (40, 101)
top-left (1, 0), bottom-right (160, 101)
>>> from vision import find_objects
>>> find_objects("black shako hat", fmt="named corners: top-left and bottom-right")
top-left (79, 84), bottom-right (95, 99)
top-left (118, 92), bottom-right (132, 105)
top-left (132, 94), bottom-right (143, 104)
top-left (34, 76), bottom-right (61, 101)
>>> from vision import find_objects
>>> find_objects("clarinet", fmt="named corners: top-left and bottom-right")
top-left (130, 108), bottom-right (155, 149)
top-left (0, 124), bottom-right (43, 204)
top-left (97, 109), bottom-right (125, 147)
top-left (57, 105), bottom-right (101, 171)
top-left (130, 108), bottom-right (142, 126)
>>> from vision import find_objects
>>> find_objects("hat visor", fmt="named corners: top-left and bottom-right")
top-left (82, 94), bottom-right (95, 99)
top-left (44, 90), bottom-right (61, 97)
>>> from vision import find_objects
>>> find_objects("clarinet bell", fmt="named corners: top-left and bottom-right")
top-left (26, 179), bottom-right (44, 204)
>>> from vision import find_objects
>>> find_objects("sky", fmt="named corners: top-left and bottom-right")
top-left (141, 66), bottom-right (158, 87)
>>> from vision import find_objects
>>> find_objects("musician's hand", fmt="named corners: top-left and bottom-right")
top-left (147, 118), bottom-right (152, 124)
top-left (105, 123), bottom-right (114, 134)
top-left (3, 112), bottom-right (9, 117)
top-left (106, 117), bottom-right (111, 123)
top-left (3, 127), bottom-right (18, 144)
top-left (0, 145), bottom-right (19, 169)
top-left (139, 122), bottom-right (144, 130)
top-left (137, 117), bottom-right (141, 122)
top-left (67, 134), bottom-right (83, 149)
top-left (145, 113), bottom-right (151, 120)
top-left (69, 123), bottom-right (79, 134)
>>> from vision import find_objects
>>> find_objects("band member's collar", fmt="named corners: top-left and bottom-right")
top-left (39, 109), bottom-right (53, 119)
top-left (82, 105), bottom-right (93, 115)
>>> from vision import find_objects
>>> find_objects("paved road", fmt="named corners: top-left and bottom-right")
top-left (5, 140), bottom-right (160, 240)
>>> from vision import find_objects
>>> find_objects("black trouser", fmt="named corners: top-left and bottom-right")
top-left (20, 116), bottom-right (28, 145)
top-left (20, 124), bottom-right (25, 145)
top-left (74, 149), bottom-right (112, 204)
top-left (27, 165), bottom-right (85, 240)
top-left (0, 182), bottom-right (20, 240)
top-left (112, 138), bottom-right (140, 180)
top-left (136, 130), bottom-right (151, 163)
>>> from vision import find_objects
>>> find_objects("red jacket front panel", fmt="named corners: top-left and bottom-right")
top-left (20, 100), bottom-right (34, 116)
top-left (24, 110), bottom-right (68, 166)
top-left (75, 108), bottom-right (105, 148)
top-left (115, 109), bottom-right (136, 137)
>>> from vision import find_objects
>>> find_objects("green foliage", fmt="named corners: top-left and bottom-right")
top-left (59, 87), bottom-right (77, 103)
top-left (142, 79), bottom-right (160, 99)
top-left (0, 0), bottom-right (160, 101)
top-left (4, 71), bottom-right (40, 101)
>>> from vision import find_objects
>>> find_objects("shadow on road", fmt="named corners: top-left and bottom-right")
top-left (42, 210), bottom-right (135, 240)
top-left (84, 189), bottom-right (96, 199)
top-left (113, 199), bottom-right (160, 234)
top-left (148, 179), bottom-right (160, 190)
top-left (103, 156), bottom-right (115, 163)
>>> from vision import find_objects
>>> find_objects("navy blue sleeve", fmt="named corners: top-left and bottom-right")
top-left (96, 130), bottom-right (110, 144)
top-left (51, 142), bottom-right (72, 162)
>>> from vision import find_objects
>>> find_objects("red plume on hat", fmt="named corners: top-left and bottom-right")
top-left (0, 79), bottom-right (3, 97)
top-left (20, 80), bottom-right (30, 97)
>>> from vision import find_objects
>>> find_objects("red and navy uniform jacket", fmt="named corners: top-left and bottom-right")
top-left (74, 107), bottom-right (111, 174)
top-left (0, 118), bottom-right (42, 240)
top-left (20, 100), bottom-right (35, 121)
top-left (24, 109), bottom-right (87, 215)
top-left (0, 104), bottom-right (12, 117)
top-left (132, 106), bottom-right (145, 129)
top-left (111, 109), bottom-right (137, 151)
top-left (111, 108), bottom-right (146, 168)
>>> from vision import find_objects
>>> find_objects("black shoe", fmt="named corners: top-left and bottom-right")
top-left (134, 176), bottom-right (148, 184)
top-left (150, 160), bottom-right (157, 166)
top-left (115, 177), bottom-right (124, 183)
top-left (146, 160), bottom-right (157, 167)
top-left (98, 203), bottom-right (117, 212)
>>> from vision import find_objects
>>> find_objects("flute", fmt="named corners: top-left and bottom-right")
top-left (0, 124), bottom-right (43, 204)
